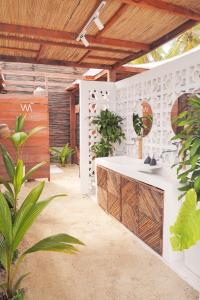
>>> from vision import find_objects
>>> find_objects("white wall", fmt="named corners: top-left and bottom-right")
top-left (80, 80), bottom-right (115, 194)
top-left (115, 48), bottom-right (200, 163)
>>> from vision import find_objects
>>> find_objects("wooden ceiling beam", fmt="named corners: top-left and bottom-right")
top-left (87, 55), bottom-right (117, 61)
top-left (117, 66), bottom-right (148, 73)
top-left (0, 46), bottom-right (37, 55)
top-left (0, 34), bottom-right (133, 55)
top-left (0, 54), bottom-right (112, 69)
top-left (113, 19), bottom-right (198, 68)
top-left (3, 80), bottom-right (73, 88)
top-left (0, 69), bottom-right (81, 80)
top-left (0, 22), bottom-right (148, 51)
top-left (119, 0), bottom-right (200, 21)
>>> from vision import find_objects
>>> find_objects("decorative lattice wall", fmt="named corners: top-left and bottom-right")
top-left (80, 49), bottom-right (200, 194)
top-left (80, 81), bottom-right (115, 194)
top-left (115, 49), bottom-right (200, 165)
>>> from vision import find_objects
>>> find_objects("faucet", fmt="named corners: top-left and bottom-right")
top-left (160, 142), bottom-right (179, 163)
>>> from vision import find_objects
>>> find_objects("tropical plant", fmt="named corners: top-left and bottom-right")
top-left (132, 24), bottom-right (200, 64)
top-left (91, 109), bottom-right (125, 157)
top-left (0, 150), bottom-right (46, 215)
top-left (170, 188), bottom-right (200, 251)
top-left (9, 115), bottom-right (44, 160)
top-left (0, 114), bottom-right (46, 215)
top-left (0, 181), bottom-right (84, 299)
top-left (171, 95), bottom-right (200, 201)
top-left (50, 144), bottom-right (75, 167)
top-left (91, 138), bottom-right (113, 158)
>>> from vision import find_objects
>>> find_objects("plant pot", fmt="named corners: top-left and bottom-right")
top-left (184, 241), bottom-right (200, 278)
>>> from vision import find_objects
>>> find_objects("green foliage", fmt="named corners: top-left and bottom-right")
top-left (0, 185), bottom-right (84, 298)
top-left (91, 109), bottom-right (125, 157)
top-left (0, 145), bottom-right (47, 214)
top-left (132, 113), bottom-right (144, 136)
top-left (172, 95), bottom-right (200, 200)
top-left (50, 144), bottom-right (75, 167)
top-left (132, 24), bottom-right (200, 64)
top-left (170, 189), bottom-right (200, 251)
top-left (0, 115), bottom-right (84, 298)
top-left (132, 113), bottom-right (153, 137)
top-left (91, 138), bottom-right (112, 158)
top-left (9, 115), bottom-right (45, 159)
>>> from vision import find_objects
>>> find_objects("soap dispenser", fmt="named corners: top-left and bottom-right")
top-left (144, 154), bottom-right (151, 164)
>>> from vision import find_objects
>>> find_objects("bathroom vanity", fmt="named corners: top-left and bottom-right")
top-left (95, 156), bottom-right (180, 260)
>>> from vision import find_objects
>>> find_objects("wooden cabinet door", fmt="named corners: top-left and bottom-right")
top-left (138, 183), bottom-right (164, 255)
top-left (97, 166), bottom-right (107, 211)
top-left (121, 177), bottom-right (138, 235)
top-left (107, 170), bottom-right (121, 221)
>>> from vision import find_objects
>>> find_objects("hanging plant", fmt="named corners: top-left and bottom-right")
top-left (91, 109), bottom-right (125, 157)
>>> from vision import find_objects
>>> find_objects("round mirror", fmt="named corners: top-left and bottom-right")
top-left (171, 93), bottom-right (192, 134)
top-left (132, 100), bottom-right (153, 137)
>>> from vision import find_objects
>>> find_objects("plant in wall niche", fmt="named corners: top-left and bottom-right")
top-left (50, 144), bottom-right (75, 167)
top-left (0, 182), bottom-right (84, 299)
top-left (91, 109), bottom-right (125, 158)
top-left (171, 95), bottom-right (200, 200)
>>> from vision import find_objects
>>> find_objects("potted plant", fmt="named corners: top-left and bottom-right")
top-left (50, 144), bottom-right (75, 167)
top-left (91, 109), bottom-right (125, 158)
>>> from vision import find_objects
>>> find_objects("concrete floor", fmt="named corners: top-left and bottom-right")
top-left (19, 165), bottom-right (198, 300)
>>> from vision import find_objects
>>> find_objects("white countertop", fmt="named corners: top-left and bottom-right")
top-left (95, 156), bottom-right (178, 191)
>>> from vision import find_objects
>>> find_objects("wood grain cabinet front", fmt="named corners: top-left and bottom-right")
top-left (121, 177), bottom-right (139, 235)
top-left (138, 183), bottom-right (164, 255)
top-left (96, 166), bottom-right (164, 255)
top-left (107, 170), bottom-right (121, 221)
top-left (96, 166), bottom-right (107, 211)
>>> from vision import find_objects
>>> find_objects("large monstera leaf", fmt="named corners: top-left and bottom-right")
top-left (170, 189), bottom-right (200, 251)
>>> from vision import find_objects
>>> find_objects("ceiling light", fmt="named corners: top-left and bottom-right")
top-left (76, 1), bottom-right (106, 47)
top-left (80, 35), bottom-right (89, 47)
top-left (94, 16), bottom-right (104, 31)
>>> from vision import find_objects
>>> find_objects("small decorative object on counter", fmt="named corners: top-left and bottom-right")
top-left (144, 154), bottom-right (151, 164)
top-left (150, 155), bottom-right (157, 166)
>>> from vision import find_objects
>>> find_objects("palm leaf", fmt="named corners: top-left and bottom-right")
top-left (13, 160), bottom-right (23, 196)
top-left (13, 182), bottom-right (45, 238)
top-left (28, 126), bottom-right (45, 138)
top-left (13, 273), bottom-right (30, 295)
top-left (22, 161), bottom-right (47, 183)
top-left (0, 192), bottom-right (12, 246)
top-left (24, 233), bottom-right (84, 255)
top-left (15, 115), bottom-right (25, 133)
top-left (13, 194), bottom-right (66, 250)
top-left (0, 145), bottom-right (15, 180)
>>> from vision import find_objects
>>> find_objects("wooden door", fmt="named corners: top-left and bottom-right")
top-left (107, 169), bottom-right (121, 221)
top-left (96, 166), bottom-right (107, 211)
top-left (121, 177), bottom-right (138, 235)
top-left (138, 183), bottom-right (164, 255)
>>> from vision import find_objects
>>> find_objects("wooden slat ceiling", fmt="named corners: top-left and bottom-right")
top-left (0, 0), bottom-right (199, 69)
top-left (0, 62), bottom-right (85, 93)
